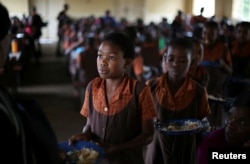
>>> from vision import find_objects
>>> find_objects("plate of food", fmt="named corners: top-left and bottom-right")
top-left (58, 141), bottom-right (105, 164)
top-left (155, 119), bottom-right (208, 135)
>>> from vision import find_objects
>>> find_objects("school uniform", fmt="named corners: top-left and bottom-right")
top-left (79, 47), bottom-right (99, 88)
top-left (224, 40), bottom-right (250, 97)
top-left (81, 74), bottom-right (156, 164)
top-left (145, 73), bottom-right (210, 164)
top-left (202, 41), bottom-right (232, 95)
top-left (201, 41), bottom-right (232, 127)
top-left (189, 66), bottom-right (209, 87)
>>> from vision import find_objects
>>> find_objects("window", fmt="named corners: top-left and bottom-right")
top-left (232, 0), bottom-right (250, 21)
top-left (192, 0), bottom-right (215, 18)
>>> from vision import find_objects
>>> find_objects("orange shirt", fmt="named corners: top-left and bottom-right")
top-left (81, 75), bottom-right (156, 120)
top-left (132, 55), bottom-right (143, 76)
top-left (148, 74), bottom-right (210, 118)
top-left (231, 40), bottom-right (250, 57)
top-left (203, 41), bottom-right (232, 66)
top-left (188, 66), bottom-right (209, 87)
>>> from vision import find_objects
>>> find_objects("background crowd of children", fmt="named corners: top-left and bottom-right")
top-left (52, 6), bottom-right (250, 120)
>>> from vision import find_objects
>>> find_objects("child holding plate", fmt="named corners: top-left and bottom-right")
top-left (145, 38), bottom-right (211, 164)
top-left (68, 32), bottom-right (156, 164)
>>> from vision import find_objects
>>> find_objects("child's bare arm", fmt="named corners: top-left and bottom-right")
top-left (68, 118), bottom-right (92, 145)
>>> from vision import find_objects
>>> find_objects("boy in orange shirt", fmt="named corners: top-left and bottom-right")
top-left (201, 21), bottom-right (232, 128)
top-left (145, 38), bottom-right (210, 164)
top-left (224, 21), bottom-right (250, 98)
top-left (189, 38), bottom-right (209, 87)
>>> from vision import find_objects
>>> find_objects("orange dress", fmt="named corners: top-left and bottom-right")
top-left (201, 41), bottom-right (232, 95)
top-left (189, 66), bottom-right (209, 87)
top-left (224, 40), bottom-right (250, 97)
top-left (145, 73), bottom-right (210, 164)
top-left (201, 41), bottom-right (232, 127)
top-left (81, 75), bottom-right (156, 163)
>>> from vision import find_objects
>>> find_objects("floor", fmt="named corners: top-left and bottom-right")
top-left (12, 42), bottom-right (86, 142)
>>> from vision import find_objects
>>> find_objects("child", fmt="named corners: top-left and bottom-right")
top-left (78, 37), bottom-right (99, 102)
top-left (68, 32), bottom-right (156, 164)
top-left (224, 21), bottom-right (250, 98)
top-left (145, 38), bottom-right (211, 164)
top-left (189, 38), bottom-right (209, 87)
top-left (190, 7), bottom-right (208, 40)
top-left (197, 90), bottom-right (250, 164)
top-left (201, 21), bottom-right (232, 96)
top-left (201, 21), bottom-right (232, 128)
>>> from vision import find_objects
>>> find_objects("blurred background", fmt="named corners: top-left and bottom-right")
top-left (1, 0), bottom-right (249, 41)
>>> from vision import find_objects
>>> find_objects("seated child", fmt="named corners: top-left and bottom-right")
top-left (197, 90), bottom-right (250, 164)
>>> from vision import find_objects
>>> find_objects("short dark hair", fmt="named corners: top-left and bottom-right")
top-left (166, 37), bottom-right (194, 56)
top-left (204, 21), bottom-right (219, 30)
top-left (102, 32), bottom-right (135, 59)
top-left (124, 26), bottom-right (137, 42)
top-left (236, 21), bottom-right (250, 30)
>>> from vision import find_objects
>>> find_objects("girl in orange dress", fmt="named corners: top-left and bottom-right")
top-left (69, 32), bottom-right (156, 164)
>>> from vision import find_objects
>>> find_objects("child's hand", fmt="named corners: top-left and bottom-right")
top-left (68, 133), bottom-right (91, 145)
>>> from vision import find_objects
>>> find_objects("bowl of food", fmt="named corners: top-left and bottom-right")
top-left (155, 119), bottom-right (207, 135)
top-left (58, 141), bottom-right (105, 164)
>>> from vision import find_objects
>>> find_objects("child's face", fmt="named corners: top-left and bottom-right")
top-left (97, 41), bottom-right (127, 79)
top-left (225, 106), bottom-right (250, 146)
top-left (162, 46), bottom-right (192, 82)
top-left (236, 25), bottom-right (250, 43)
top-left (191, 42), bottom-right (203, 66)
top-left (202, 27), bottom-right (218, 44)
